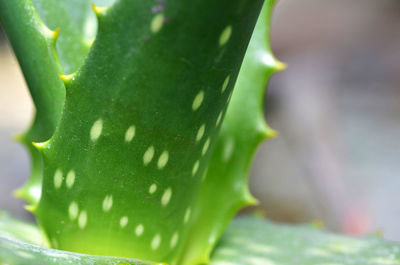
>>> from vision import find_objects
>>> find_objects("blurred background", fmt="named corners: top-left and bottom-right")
top-left (1, 0), bottom-right (399, 241)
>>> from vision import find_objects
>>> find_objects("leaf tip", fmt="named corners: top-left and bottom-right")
top-left (91, 3), bottom-right (108, 17)
top-left (85, 38), bottom-right (95, 49)
top-left (274, 60), bottom-right (287, 72)
top-left (24, 204), bottom-right (37, 214)
top-left (58, 73), bottom-right (74, 83)
top-left (12, 133), bottom-right (25, 143)
top-left (249, 196), bottom-right (259, 206)
top-left (266, 127), bottom-right (278, 139)
top-left (13, 188), bottom-right (24, 199)
top-left (32, 140), bottom-right (49, 151)
top-left (41, 25), bottom-right (60, 46)
top-left (53, 27), bottom-right (60, 40)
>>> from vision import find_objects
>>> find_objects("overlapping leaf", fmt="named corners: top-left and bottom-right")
top-left (31, 0), bottom-right (115, 73)
top-left (1, 212), bottom-right (399, 265)
top-left (211, 216), bottom-right (400, 265)
top-left (1, 0), bottom-right (115, 206)
top-left (0, 211), bottom-right (153, 265)
top-left (180, 2), bottom-right (283, 264)
top-left (0, 0), bottom-right (65, 205)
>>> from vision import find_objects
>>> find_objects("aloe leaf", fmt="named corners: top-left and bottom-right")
top-left (0, 211), bottom-right (154, 265)
top-left (32, 0), bottom-right (264, 263)
top-left (0, 0), bottom-right (66, 205)
top-left (1, 212), bottom-right (398, 265)
top-left (1, 0), bottom-right (114, 206)
top-left (0, 237), bottom-right (154, 265)
top-left (210, 216), bottom-right (400, 265)
top-left (0, 211), bottom-right (47, 246)
top-left (180, 1), bottom-right (283, 264)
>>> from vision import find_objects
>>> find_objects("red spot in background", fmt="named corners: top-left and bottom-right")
top-left (342, 208), bottom-right (372, 235)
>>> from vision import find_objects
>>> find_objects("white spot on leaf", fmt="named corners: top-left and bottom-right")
top-left (135, 224), bottom-right (144, 236)
top-left (202, 138), bottom-right (210, 155)
top-left (216, 111), bottom-right (223, 126)
top-left (157, 150), bottom-right (169, 169)
top-left (102, 195), bottom-right (113, 212)
top-left (90, 119), bottom-right (103, 141)
top-left (149, 183), bottom-right (157, 194)
top-left (53, 169), bottom-right (63, 189)
top-left (151, 13), bottom-right (164, 33)
top-left (170, 232), bottom-right (179, 248)
top-left (192, 161), bottom-right (199, 176)
top-left (68, 201), bottom-right (79, 220)
top-left (222, 75), bottom-right (230, 93)
top-left (161, 187), bottom-right (172, 206)
top-left (219, 25), bottom-right (232, 46)
top-left (78, 211), bottom-right (87, 229)
top-left (184, 207), bottom-right (191, 224)
top-left (202, 167), bottom-right (208, 182)
top-left (192, 90), bottom-right (204, 111)
top-left (143, 146), bottom-right (155, 166)
top-left (151, 234), bottom-right (162, 250)
top-left (125, 125), bottom-right (136, 142)
top-left (66, 170), bottom-right (75, 189)
top-left (120, 216), bottom-right (129, 228)
top-left (196, 124), bottom-right (205, 142)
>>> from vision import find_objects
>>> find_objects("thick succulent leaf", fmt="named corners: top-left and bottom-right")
top-left (0, 0), bottom-right (66, 205)
top-left (2, 0), bottom-right (113, 206)
top-left (210, 216), bottom-right (400, 265)
top-left (34, 0), bottom-right (264, 263)
top-left (0, 237), bottom-right (154, 265)
top-left (0, 211), bottom-right (154, 265)
top-left (0, 211), bottom-right (47, 247)
top-left (180, 1), bottom-right (283, 264)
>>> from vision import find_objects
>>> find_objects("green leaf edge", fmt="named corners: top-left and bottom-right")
top-left (211, 215), bottom-right (400, 265)
top-left (180, 1), bottom-right (284, 264)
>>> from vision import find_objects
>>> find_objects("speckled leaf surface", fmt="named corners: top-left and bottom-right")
top-left (6, 0), bottom-right (115, 206)
top-left (1, 0), bottom-right (115, 206)
top-left (0, 212), bottom-right (153, 265)
top-left (1, 213), bottom-right (399, 265)
top-left (210, 216), bottom-right (400, 265)
top-left (33, 0), bottom-right (264, 264)
top-left (0, 237), bottom-right (154, 265)
top-left (180, 2), bottom-right (282, 264)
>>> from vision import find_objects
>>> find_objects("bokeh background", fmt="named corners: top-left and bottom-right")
top-left (1, 0), bottom-right (399, 241)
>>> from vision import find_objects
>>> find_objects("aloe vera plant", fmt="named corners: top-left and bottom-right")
top-left (0, 0), bottom-right (399, 265)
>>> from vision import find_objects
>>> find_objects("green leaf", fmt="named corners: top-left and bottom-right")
top-left (0, 236), bottom-right (154, 265)
top-left (210, 216), bottom-right (400, 265)
top-left (0, 211), bottom-right (47, 246)
top-left (1, 0), bottom-right (113, 206)
top-left (31, 0), bottom-right (264, 263)
top-left (0, 211), bottom-right (153, 265)
top-left (180, 1), bottom-right (283, 264)
top-left (1, 212), bottom-right (398, 265)
top-left (0, 0), bottom-right (66, 205)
